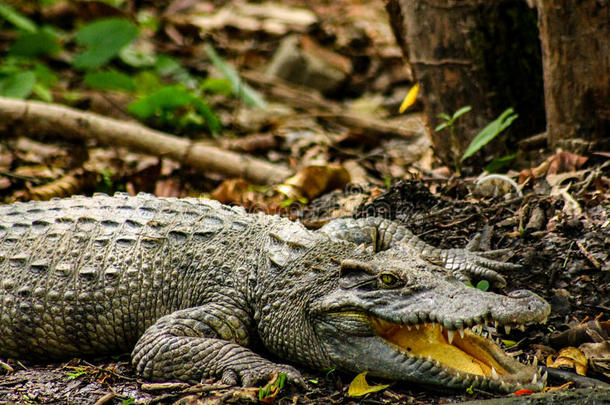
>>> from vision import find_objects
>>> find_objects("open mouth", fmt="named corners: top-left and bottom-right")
top-left (370, 316), bottom-right (546, 391)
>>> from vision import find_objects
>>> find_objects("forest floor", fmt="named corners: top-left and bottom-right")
top-left (0, 0), bottom-right (609, 404)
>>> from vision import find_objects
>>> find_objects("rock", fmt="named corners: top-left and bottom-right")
top-left (265, 35), bottom-right (350, 94)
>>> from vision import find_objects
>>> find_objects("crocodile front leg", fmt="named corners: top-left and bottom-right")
top-left (132, 304), bottom-right (303, 386)
top-left (320, 217), bottom-right (516, 287)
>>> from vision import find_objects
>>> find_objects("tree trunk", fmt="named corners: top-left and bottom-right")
top-left (536, 0), bottom-right (610, 152)
top-left (386, 0), bottom-right (545, 169)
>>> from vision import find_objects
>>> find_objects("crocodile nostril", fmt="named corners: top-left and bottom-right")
top-left (508, 290), bottom-right (533, 299)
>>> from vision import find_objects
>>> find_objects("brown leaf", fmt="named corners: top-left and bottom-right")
top-left (518, 151), bottom-right (588, 184)
top-left (579, 341), bottom-right (610, 378)
top-left (211, 178), bottom-right (253, 205)
top-left (550, 320), bottom-right (609, 348)
top-left (280, 164), bottom-right (350, 201)
top-left (547, 151), bottom-right (588, 175)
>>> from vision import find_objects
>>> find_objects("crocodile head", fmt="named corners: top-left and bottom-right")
top-left (309, 249), bottom-right (550, 393)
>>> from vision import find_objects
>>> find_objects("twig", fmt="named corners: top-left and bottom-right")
top-left (81, 360), bottom-right (138, 382)
top-left (0, 97), bottom-right (292, 185)
top-left (93, 392), bottom-right (115, 405)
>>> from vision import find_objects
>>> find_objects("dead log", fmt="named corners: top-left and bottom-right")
top-left (0, 97), bottom-right (292, 185)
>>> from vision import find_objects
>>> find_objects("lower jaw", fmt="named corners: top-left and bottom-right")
top-left (372, 321), bottom-right (545, 391)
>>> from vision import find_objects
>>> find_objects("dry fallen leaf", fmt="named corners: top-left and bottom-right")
top-left (546, 346), bottom-right (588, 376)
top-left (347, 371), bottom-right (390, 397)
top-left (579, 341), bottom-right (610, 379)
top-left (279, 164), bottom-right (350, 201)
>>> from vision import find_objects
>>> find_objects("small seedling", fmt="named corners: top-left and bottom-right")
top-left (435, 106), bottom-right (472, 175)
top-left (258, 372), bottom-right (286, 402)
top-left (65, 366), bottom-right (88, 379)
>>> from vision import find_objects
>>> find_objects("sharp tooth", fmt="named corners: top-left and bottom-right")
top-left (427, 355), bottom-right (433, 363)
top-left (519, 324), bottom-right (525, 332)
top-left (542, 371), bottom-right (548, 383)
top-left (533, 357), bottom-right (538, 367)
top-left (447, 330), bottom-right (455, 344)
top-left (501, 381), bottom-right (508, 391)
top-left (505, 325), bottom-right (511, 334)
top-left (415, 323), bottom-right (420, 330)
top-left (494, 321), bottom-right (498, 329)
top-left (439, 324), bottom-right (443, 332)
top-left (406, 324), bottom-right (411, 331)
top-left (459, 328), bottom-right (465, 338)
top-left (531, 374), bottom-right (537, 384)
top-left (491, 367), bottom-right (499, 380)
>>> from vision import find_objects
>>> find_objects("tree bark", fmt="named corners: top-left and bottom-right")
top-left (536, 0), bottom-right (610, 151)
top-left (386, 0), bottom-right (545, 167)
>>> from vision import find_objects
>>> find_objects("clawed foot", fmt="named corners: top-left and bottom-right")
top-left (442, 234), bottom-right (522, 288)
top-left (220, 362), bottom-right (305, 389)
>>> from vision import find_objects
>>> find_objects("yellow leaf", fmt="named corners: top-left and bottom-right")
top-left (398, 83), bottom-right (419, 113)
top-left (347, 371), bottom-right (390, 397)
top-left (547, 347), bottom-right (588, 376)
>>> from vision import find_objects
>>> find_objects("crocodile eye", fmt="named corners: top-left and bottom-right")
top-left (379, 272), bottom-right (400, 287)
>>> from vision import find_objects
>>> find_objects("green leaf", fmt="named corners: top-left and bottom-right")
top-left (119, 42), bottom-right (157, 68)
top-left (0, 71), bottom-right (35, 98)
top-left (32, 62), bottom-right (58, 88)
top-left (128, 85), bottom-right (194, 119)
top-left (476, 280), bottom-right (490, 292)
top-left (435, 122), bottom-right (449, 132)
top-left (84, 70), bottom-right (135, 91)
top-left (128, 85), bottom-right (221, 134)
top-left (32, 82), bottom-right (52, 102)
top-left (73, 18), bottom-right (139, 70)
top-left (502, 339), bottom-right (517, 347)
top-left (0, 3), bottom-right (37, 33)
top-left (154, 55), bottom-right (196, 88)
top-left (9, 27), bottom-right (60, 57)
top-left (484, 153), bottom-right (516, 173)
top-left (461, 108), bottom-right (518, 161)
top-left (437, 112), bottom-right (451, 121)
top-left (133, 71), bottom-right (162, 94)
top-left (452, 105), bottom-right (472, 120)
top-left (204, 43), bottom-right (267, 108)
top-left (191, 97), bottom-right (222, 135)
top-left (201, 78), bottom-right (232, 95)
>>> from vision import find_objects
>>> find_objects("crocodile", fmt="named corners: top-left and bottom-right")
top-left (0, 193), bottom-right (550, 393)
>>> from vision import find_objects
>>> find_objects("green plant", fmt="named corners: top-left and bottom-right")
top-left (436, 106), bottom-right (518, 174)
top-left (461, 108), bottom-right (518, 162)
top-left (65, 366), bottom-right (88, 379)
top-left (435, 106), bottom-right (472, 175)
top-left (258, 372), bottom-right (286, 402)
top-left (465, 280), bottom-right (490, 292)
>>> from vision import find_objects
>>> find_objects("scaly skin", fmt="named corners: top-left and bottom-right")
top-left (0, 193), bottom-right (550, 392)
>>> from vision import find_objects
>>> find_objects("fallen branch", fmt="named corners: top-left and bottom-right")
top-left (0, 97), bottom-right (292, 185)
top-left (241, 70), bottom-right (423, 141)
